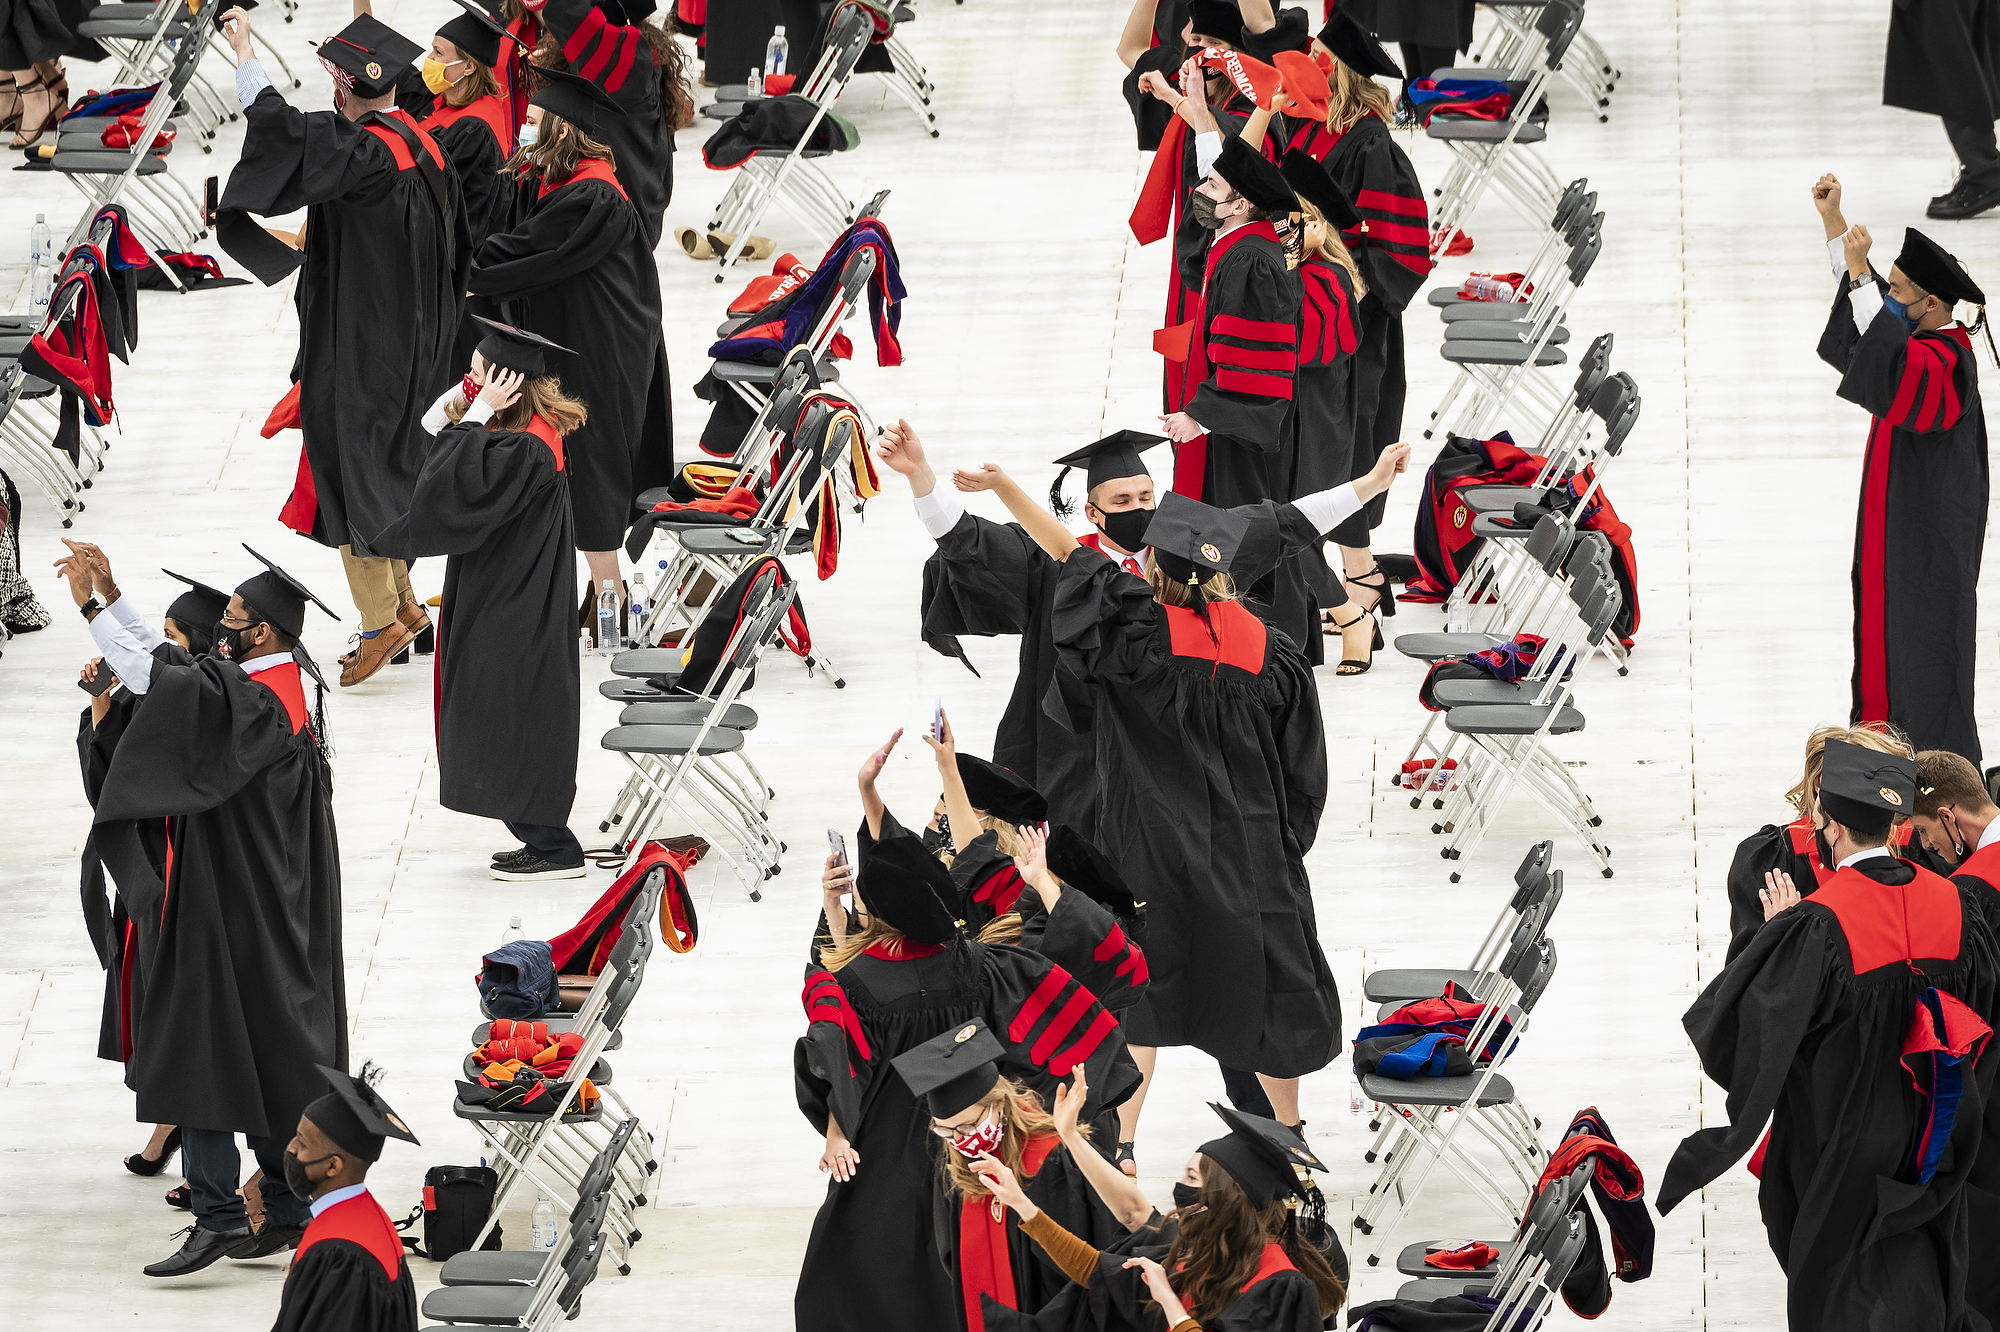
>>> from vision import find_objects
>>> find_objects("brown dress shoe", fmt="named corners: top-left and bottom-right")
top-left (398, 599), bottom-right (435, 654)
top-left (339, 620), bottom-right (417, 687)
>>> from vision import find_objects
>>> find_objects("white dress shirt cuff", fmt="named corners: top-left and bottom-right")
top-left (422, 386), bottom-right (466, 435)
top-left (463, 399), bottom-right (496, 426)
top-left (1290, 482), bottom-right (1363, 535)
top-left (1826, 235), bottom-right (1849, 282)
top-left (1195, 130), bottom-right (1223, 180)
top-left (236, 59), bottom-right (272, 109)
top-left (911, 488), bottom-right (966, 541)
top-left (105, 592), bottom-right (165, 649)
top-left (89, 608), bottom-right (159, 696)
top-left (1849, 283), bottom-right (1885, 337)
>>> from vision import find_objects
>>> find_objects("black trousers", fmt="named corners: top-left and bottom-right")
top-left (1219, 1063), bottom-right (1278, 1118)
top-left (1944, 118), bottom-right (2000, 190)
top-left (506, 820), bottom-right (584, 864)
top-left (1400, 42), bottom-right (1461, 82)
top-left (181, 1127), bottom-right (311, 1233)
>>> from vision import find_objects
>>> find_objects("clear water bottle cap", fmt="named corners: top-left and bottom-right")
top-left (774, 25), bottom-right (785, 34)
top-left (510, 915), bottom-right (522, 928)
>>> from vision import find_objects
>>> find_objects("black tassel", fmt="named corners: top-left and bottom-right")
top-left (1049, 467), bottom-right (1075, 520)
top-left (1190, 575), bottom-right (1219, 646)
top-left (1975, 306), bottom-right (1999, 369)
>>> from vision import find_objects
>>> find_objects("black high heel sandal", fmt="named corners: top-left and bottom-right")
top-left (124, 1126), bottom-right (182, 1177)
top-left (1329, 608), bottom-right (1381, 676)
top-left (165, 1184), bottom-right (192, 1210)
top-left (1112, 1141), bottom-right (1137, 1177)
top-left (1344, 565), bottom-right (1397, 618)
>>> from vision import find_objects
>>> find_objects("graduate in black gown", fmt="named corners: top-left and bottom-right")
top-left (1659, 741), bottom-right (2000, 1332)
top-left (272, 1065), bottom-right (421, 1332)
top-left (471, 64), bottom-right (671, 594)
top-left (980, 1103), bottom-right (1345, 1332)
top-left (369, 318), bottom-right (585, 880)
top-left (214, 9), bottom-right (467, 673)
top-left (70, 541), bottom-right (345, 1276)
top-left (793, 743), bottom-right (1143, 1332)
top-left (1813, 179), bottom-right (1990, 763)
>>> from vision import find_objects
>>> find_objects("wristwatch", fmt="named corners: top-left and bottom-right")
top-left (79, 597), bottom-right (102, 619)
top-left (1849, 271), bottom-right (1873, 292)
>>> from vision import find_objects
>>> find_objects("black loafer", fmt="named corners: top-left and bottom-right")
top-left (144, 1225), bottom-right (256, 1277)
top-left (233, 1222), bottom-right (307, 1259)
top-left (1928, 179), bottom-right (2000, 220)
top-left (491, 846), bottom-right (534, 866)
top-left (490, 854), bottom-right (587, 881)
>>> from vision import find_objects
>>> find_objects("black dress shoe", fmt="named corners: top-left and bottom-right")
top-left (491, 854), bottom-right (586, 881)
top-left (144, 1225), bottom-right (256, 1277)
top-left (1928, 178), bottom-right (2000, 219)
top-left (233, 1222), bottom-right (307, 1259)
top-left (491, 846), bottom-right (534, 866)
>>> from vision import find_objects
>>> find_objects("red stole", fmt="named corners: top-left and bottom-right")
top-left (1163, 600), bottom-right (1267, 675)
top-left (1170, 221), bottom-right (1281, 498)
top-left (362, 108), bottom-right (446, 172)
top-left (861, 938), bottom-right (945, 960)
top-left (250, 661), bottom-right (309, 735)
top-left (1811, 862), bottom-right (1963, 974)
top-left (539, 156), bottom-right (627, 201)
top-left (1784, 816), bottom-right (1920, 888)
top-left (525, 413), bottom-right (565, 471)
top-left (1954, 839), bottom-right (2000, 891)
top-left (289, 1192), bottom-right (404, 1285)
top-left (958, 1133), bottom-right (1061, 1332)
top-left (428, 91), bottom-right (513, 156)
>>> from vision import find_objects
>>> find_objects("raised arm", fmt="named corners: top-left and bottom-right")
top-left (954, 465), bottom-right (1081, 563)
top-left (1052, 1069), bottom-right (1154, 1230)
top-left (856, 730), bottom-right (903, 841)
top-left (922, 710), bottom-right (983, 854)
top-left (1117, 0), bottom-right (1161, 70)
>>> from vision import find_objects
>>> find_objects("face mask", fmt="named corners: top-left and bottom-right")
top-left (284, 1150), bottom-right (335, 1201)
top-left (1190, 191), bottom-right (1223, 230)
top-left (1171, 1182), bottom-right (1201, 1210)
top-left (420, 58), bottom-right (455, 95)
top-left (1882, 292), bottom-right (1919, 333)
top-left (921, 824), bottom-right (949, 856)
top-left (214, 619), bottom-right (259, 661)
top-left (1812, 819), bottom-right (1836, 870)
top-left (949, 1115), bottom-right (1004, 1159)
top-left (1098, 506), bottom-right (1155, 554)
top-left (462, 373), bottom-right (482, 404)
top-left (518, 123), bottom-right (539, 150)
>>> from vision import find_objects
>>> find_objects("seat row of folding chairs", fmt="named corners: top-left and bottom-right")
top-left (72, 0), bottom-right (304, 151)
top-left (1462, 0), bottom-right (1619, 120)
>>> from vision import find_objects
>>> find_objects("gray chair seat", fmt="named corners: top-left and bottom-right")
top-left (1360, 1070), bottom-right (1515, 1107)
top-left (452, 1094), bottom-right (602, 1126)
top-left (1363, 967), bottom-right (1481, 1001)
top-left (439, 1249), bottom-right (549, 1287)
top-left (1393, 632), bottom-right (1506, 662)
top-left (1440, 340), bottom-right (1566, 367)
top-left (677, 525), bottom-right (784, 555)
top-left (1461, 484), bottom-right (1551, 513)
top-left (1394, 1277), bottom-right (1494, 1301)
top-left (1429, 678), bottom-right (1556, 708)
top-left (601, 724), bottom-right (746, 757)
top-left (1397, 1240), bottom-right (1512, 1280)
top-left (1444, 321), bottom-right (1570, 345)
top-left (1427, 117), bottom-right (1548, 144)
top-left (77, 18), bottom-right (191, 37)
top-left (710, 354), bottom-right (839, 384)
top-left (54, 151), bottom-right (169, 174)
top-left (600, 677), bottom-right (679, 701)
top-left (420, 1280), bottom-right (534, 1325)
top-left (715, 314), bottom-right (752, 337)
top-left (618, 700), bottom-right (757, 728)
top-left (1445, 703), bottom-right (1585, 736)
top-left (58, 114), bottom-right (174, 132)
top-left (58, 132), bottom-right (174, 155)
top-left (1439, 300), bottom-right (1539, 322)
top-left (611, 648), bottom-right (687, 679)
top-left (0, 335), bottom-right (30, 356)
top-left (472, 1017), bottom-right (623, 1051)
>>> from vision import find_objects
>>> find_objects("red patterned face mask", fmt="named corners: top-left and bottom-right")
top-left (461, 374), bottom-right (481, 405)
top-left (949, 1116), bottom-right (1003, 1159)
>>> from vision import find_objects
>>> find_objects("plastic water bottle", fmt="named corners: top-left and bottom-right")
top-left (579, 627), bottom-right (591, 657)
top-left (1349, 1074), bottom-right (1363, 1116)
top-left (627, 570), bottom-right (647, 646)
top-left (746, 65), bottom-right (762, 98)
top-left (499, 915), bottom-right (525, 945)
top-left (530, 1194), bottom-right (559, 1251)
top-left (765, 25), bottom-right (789, 79)
top-left (1461, 273), bottom-right (1517, 303)
top-left (595, 579), bottom-right (619, 655)
top-left (28, 214), bottom-right (55, 315)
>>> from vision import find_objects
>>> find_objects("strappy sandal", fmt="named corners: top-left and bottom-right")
top-left (1343, 565), bottom-right (1397, 618)
top-left (0, 76), bottom-right (20, 134)
top-left (1329, 607), bottom-right (1381, 676)
top-left (36, 60), bottom-right (70, 126)
top-left (1112, 1141), bottom-right (1137, 1178)
top-left (9, 77), bottom-right (55, 149)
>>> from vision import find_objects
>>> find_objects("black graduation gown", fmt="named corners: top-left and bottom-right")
top-left (1052, 549), bottom-right (1337, 1075)
top-left (471, 168), bottom-right (672, 551)
top-left (1179, 223), bottom-right (1302, 514)
top-left (540, 0), bottom-right (676, 249)
top-left (1884, 0), bottom-right (2000, 124)
top-left (1290, 256), bottom-right (1364, 619)
top-left (1657, 857), bottom-right (2000, 1331)
top-left (1160, 94), bottom-right (1255, 415)
top-left (368, 416), bottom-right (579, 826)
top-left (982, 1232), bottom-right (1325, 1332)
top-left (1299, 115), bottom-right (1431, 544)
top-left (1817, 291), bottom-right (1988, 761)
top-left (90, 657), bottom-right (345, 1139)
top-left (216, 91), bottom-right (468, 556)
top-left (271, 1196), bottom-right (418, 1332)
top-left (932, 1137), bottom-right (1133, 1332)
top-left (1725, 819), bottom-right (1958, 963)
top-left (422, 94), bottom-right (516, 375)
top-left (1339, 0), bottom-right (1476, 50)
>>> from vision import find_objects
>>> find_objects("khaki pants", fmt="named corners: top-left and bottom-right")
top-left (338, 545), bottom-right (413, 632)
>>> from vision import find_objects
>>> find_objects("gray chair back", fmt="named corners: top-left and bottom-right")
top-left (1548, 179), bottom-right (1588, 231)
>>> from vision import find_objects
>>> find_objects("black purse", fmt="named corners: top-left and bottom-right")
top-left (396, 1165), bottom-right (504, 1260)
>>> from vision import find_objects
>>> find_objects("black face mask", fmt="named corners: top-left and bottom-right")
top-left (214, 619), bottom-right (265, 661)
top-left (1097, 506), bottom-right (1155, 554)
top-left (1171, 1182), bottom-right (1201, 1211)
top-left (1190, 191), bottom-right (1223, 230)
top-left (922, 820), bottom-right (950, 855)
top-left (1813, 821), bottom-right (1836, 870)
top-left (285, 1150), bottom-right (335, 1201)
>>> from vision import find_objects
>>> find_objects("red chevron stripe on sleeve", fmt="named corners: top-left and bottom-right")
top-left (1210, 343), bottom-right (1296, 371)
top-left (1357, 187), bottom-right (1428, 219)
top-left (1213, 314), bottom-right (1298, 344)
top-left (1048, 1010), bottom-right (1119, 1076)
top-left (605, 28), bottom-right (640, 91)
top-left (1009, 966), bottom-right (1073, 1042)
top-left (563, 6), bottom-right (607, 61)
top-left (1216, 367), bottom-right (1295, 398)
top-left (1030, 987), bottom-right (1098, 1064)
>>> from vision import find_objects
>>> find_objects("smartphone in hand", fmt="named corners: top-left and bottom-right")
top-left (202, 175), bottom-right (219, 228)
top-left (932, 696), bottom-right (943, 741)
top-left (79, 667), bottom-right (119, 697)
top-left (827, 828), bottom-right (847, 869)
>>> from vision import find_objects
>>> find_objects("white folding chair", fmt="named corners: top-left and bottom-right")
top-left (438, 1124), bottom-right (637, 1286)
top-left (1363, 841), bottom-right (1556, 1004)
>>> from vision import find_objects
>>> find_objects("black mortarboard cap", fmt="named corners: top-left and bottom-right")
top-left (472, 315), bottom-right (574, 377)
top-left (1896, 228), bottom-right (1987, 307)
top-left (237, 544), bottom-right (339, 641)
top-left (1818, 738), bottom-right (1917, 836)
top-left (1045, 825), bottom-right (1139, 916)
top-left (1198, 1102), bottom-right (1325, 1205)
top-left (1187, 0), bottom-right (1243, 45)
top-left (1214, 134), bottom-right (1299, 215)
top-left (858, 834), bottom-right (961, 944)
top-left (305, 1062), bottom-right (420, 1162)
top-left (440, 1), bottom-right (518, 67)
top-left (1280, 148), bottom-right (1361, 230)
top-left (529, 64), bottom-right (627, 135)
top-left (317, 13), bottom-right (423, 98)
top-left (956, 754), bottom-right (1049, 826)
top-left (1049, 430), bottom-right (1162, 516)
top-left (162, 569), bottom-right (231, 634)
top-left (1146, 491), bottom-right (1247, 587)
top-left (1318, 9), bottom-right (1402, 79)
top-left (890, 1018), bottom-right (1007, 1119)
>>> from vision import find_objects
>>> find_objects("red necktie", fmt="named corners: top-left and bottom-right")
top-left (1122, 558), bottom-right (1143, 576)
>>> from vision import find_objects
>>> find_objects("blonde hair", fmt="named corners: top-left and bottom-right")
top-left (936, 817), bottom-right (1023, 870)
top-left (1147, 554), bottom-right (1239, 608)
top-left (1296, 199), bottom-right (1367, 297)
top-left (443, 56), bottom-right (503, 108)
top-left (818, 913), bottom-right (905, 973)
top-left (1325, 59), bottom-right (1394, 134)
top-left (939, 1077), bottom-right (1086, 1200)
top-left (449, 374), bottom-right (588, 436)
top-left (1784, 722), bottom-right (1915, 820)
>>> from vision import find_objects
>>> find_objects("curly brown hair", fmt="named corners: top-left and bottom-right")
top-left (937, 1078), bottom-right (1085, 1201)
top-left (1155, 1162), bottom-right (1345, 1324)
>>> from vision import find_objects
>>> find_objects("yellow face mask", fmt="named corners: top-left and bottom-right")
top-left (420, 57), bottom-right (457, 95)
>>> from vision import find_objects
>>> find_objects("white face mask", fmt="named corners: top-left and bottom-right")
top-left (517, 123), bottom-right (538, 149)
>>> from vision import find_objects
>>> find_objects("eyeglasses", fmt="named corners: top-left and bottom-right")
top-left (929, 1120), bottom-right (981, 1139)
top-left (218, 613), bottom-right (265, 629)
